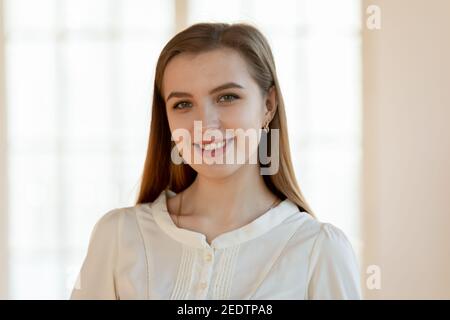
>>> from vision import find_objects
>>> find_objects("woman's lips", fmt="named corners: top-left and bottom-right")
top-left (194, 137), bottom-right (234, 160)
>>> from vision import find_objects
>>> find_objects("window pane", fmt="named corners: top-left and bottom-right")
top-left (6, 42), bottom-right (57, 141)
top-left (10, 252), bottom-right (65, 299)
top-left (117, 39), bottom-right (158, 140)
top-left (187, 0), bottom-right (244, 23)
top-left (4, 0), bottom-right (57, 32)
top-left (65, 40), bottom-right (112, 141)
top-left (305, 0), bottom-right (361, 31)
top-left (119, 0), bottom-right (174, 31)
top-left (246, 0), bottom-right (307, 29)
top-left (9, 152), bottom-right (59, 252)
top-left (64, 0), bottom-right (111, 30)
top-left (305, 34), bottom-right (361, 136)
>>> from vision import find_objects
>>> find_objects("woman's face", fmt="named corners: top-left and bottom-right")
top-left (162, 47), bottom-right (275, 179)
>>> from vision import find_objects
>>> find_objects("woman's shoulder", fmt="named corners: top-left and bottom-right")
top-left (290, 212), bottom-right (352, 243)
top-left (306, 221), bottom-right (362, 299)
top-left (287, 214), bottom-right (359, 266)
top-left (301, 216), bottom-right (356, 255)
top-left (92, 205), bottom-right (134, 226)
top-left (288, 217), bottom-right (362, 299)
top-left (311, 220), bottom-right (353, 245)
top-left (311, 222), bottom-right (357, 260)
top-left (89, 203), bottom-right (155, 236)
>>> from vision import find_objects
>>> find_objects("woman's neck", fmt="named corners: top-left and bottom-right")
top-left (180, 163), bottom-right (279, 228)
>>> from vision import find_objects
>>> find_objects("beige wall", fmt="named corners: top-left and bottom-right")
top-left (362, 0), bottom-right (450, 299)
top-left (0, 0), bottom-right (9, 299)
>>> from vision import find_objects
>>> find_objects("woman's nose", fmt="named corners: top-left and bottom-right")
top-left (197, 102), bottom-right (220, 128)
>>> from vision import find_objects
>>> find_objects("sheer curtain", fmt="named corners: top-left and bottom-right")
top-left (3, 0), bottom-right (361, 299)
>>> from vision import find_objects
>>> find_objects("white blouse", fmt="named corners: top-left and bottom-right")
top-left (70, 188), bottom-right (362, 300)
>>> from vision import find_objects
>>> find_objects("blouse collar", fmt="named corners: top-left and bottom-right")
top-left (150, 188), bottom-right (302, 249)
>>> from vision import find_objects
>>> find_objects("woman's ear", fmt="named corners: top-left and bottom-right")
top-left (264, 85), bottom-right (278, 121)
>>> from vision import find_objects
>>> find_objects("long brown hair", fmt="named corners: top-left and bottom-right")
top-left (136, 22), bottom-right (315, 217)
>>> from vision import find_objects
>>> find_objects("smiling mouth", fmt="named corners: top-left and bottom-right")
top-left (193, 137), bottom-right (234, 155)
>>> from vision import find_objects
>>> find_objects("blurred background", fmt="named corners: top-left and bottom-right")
top-left (0, 0), bottom-right (448, 299)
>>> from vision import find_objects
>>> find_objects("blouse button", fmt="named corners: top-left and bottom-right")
top-left (199, 281), bottom-right (208, 290)
top-left (204, 253), bottom-right (213, 262)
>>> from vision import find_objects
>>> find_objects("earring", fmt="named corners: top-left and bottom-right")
top-left (178, 149), bottom-right (185, 164)
top-left (175, 144), bottom-right (182, 158)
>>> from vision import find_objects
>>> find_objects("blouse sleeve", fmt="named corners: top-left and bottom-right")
top-left (306, 222), bottom-right (362, 300)
top-left (70, 209), bottom-right (121, 300)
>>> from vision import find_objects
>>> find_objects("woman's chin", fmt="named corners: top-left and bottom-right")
top-left (191, 162), bottom-right (243, 179)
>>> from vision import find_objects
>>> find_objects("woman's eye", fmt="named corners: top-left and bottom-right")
top-left (218, 94), bottom-right (239, 103)
top-left (173, 101), bottom-right (192, 110)
top-left (173, 94), bottom-right (239, 110)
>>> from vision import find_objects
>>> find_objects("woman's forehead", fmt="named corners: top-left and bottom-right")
top-left (162, 48), bottom-right (253, 97)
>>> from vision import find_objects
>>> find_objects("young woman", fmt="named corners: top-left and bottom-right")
top-left (70, 22), bottom-right (361, 300)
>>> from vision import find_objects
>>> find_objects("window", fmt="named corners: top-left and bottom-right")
top-left (1, 0), bottom-right (361, 299)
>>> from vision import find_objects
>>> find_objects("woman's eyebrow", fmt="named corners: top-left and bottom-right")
top-left (166, 82), bottom-right (244, 102)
